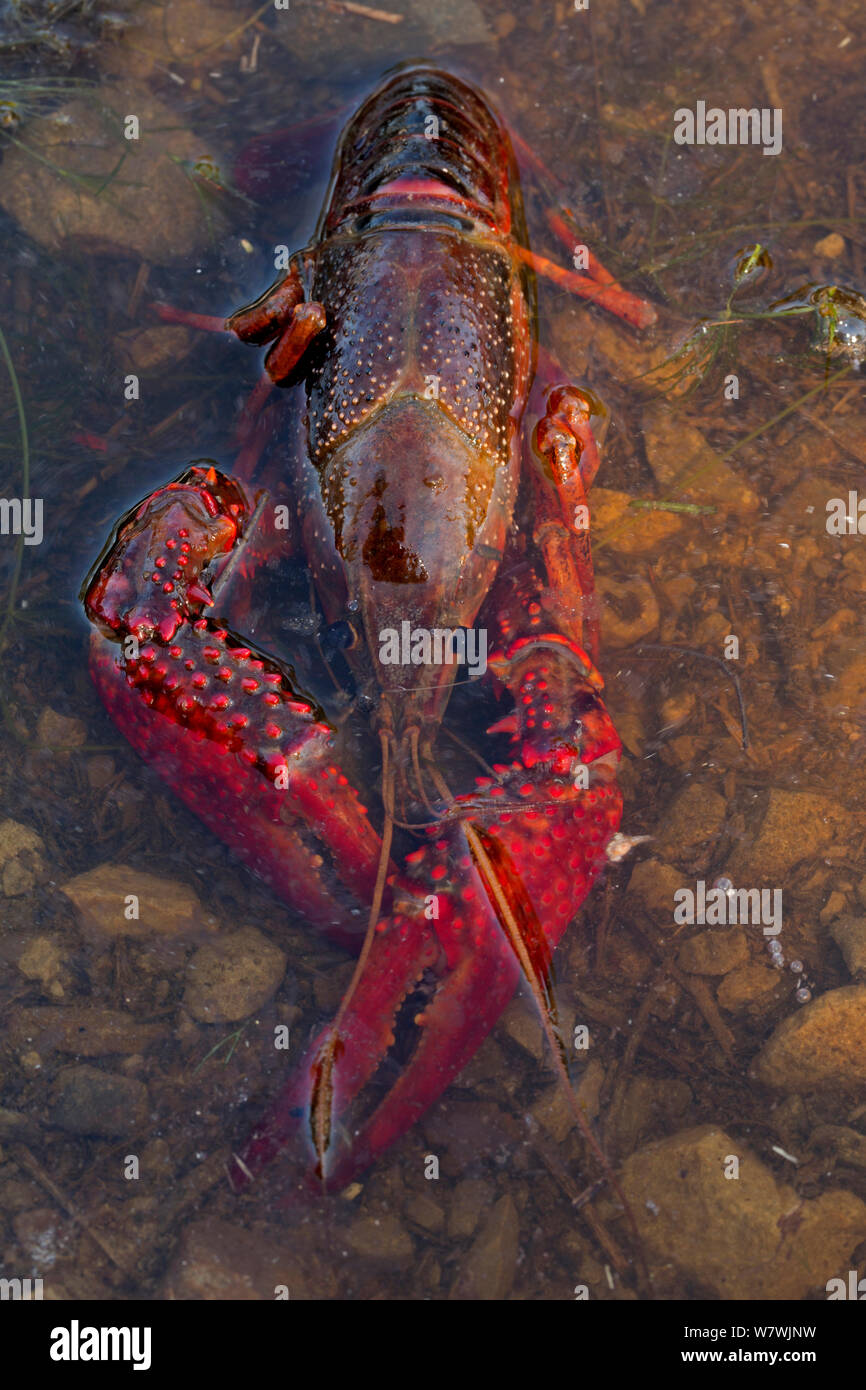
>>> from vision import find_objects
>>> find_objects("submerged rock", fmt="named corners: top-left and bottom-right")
top-left (61, 864), bottom-right (214, 939)
top-left (0, 85), bottom-right (223, 264)
top-left (678, 929), bottom-right (748, 975)
top-left (0, 819), bottom-right (46, 896)
top-left (830, 917), bottom-right (866, 978)
top-left (655, 782), bottom-right (727, 866)
top-left (163, 1216), bottom-right (337, 1299)
top-left (752, 985), bottom-right (866, 1092)
top-left (36, 708), bottom-right (87, 752)
top-left (642, 403), bottom-right (760, 513)
top-left (728, 788), bottom-right (846, 882)
top-left (97, 0), bottom-right (246, 80)
top-left (16, 936), bottom-right (69, 999)
top-left (449, 1195), bottom-right (519, 1301)
top-left (346, 1214), bottom-right (414, 1267)
top-left (716, 964), bottom-right (783, 1014)
top-left (620, 1125), bottom-right (866, 1299)
top-left (626, 857), bottom-right (683, 925)
top-left (446, 1178), bottom-right (495, 1240)
top-left (115, 325), bottom-right (195, 374)
top-left (9, 1005), bottom-right (167, 1056)
top-left (184, 926), bottom-right (286, 1023)
top-left (50, 1065), bottom-right (148, 1137)
top-left (590, 486), bottom-right (685, 555)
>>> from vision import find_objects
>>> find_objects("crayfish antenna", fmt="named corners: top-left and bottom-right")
top-left (309, 727), bottom-right (397, 1189)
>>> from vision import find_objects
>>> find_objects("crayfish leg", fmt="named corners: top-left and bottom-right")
top-left (525, 384), bottom-right (604, 661)
top-left (227, 263), bottom-right (326, 384)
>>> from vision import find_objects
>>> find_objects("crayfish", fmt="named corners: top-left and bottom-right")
top-left (82, 66), bottom-right (656, 1197)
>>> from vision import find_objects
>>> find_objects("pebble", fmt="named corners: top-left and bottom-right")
top-left (728, 788), bottom-right (846, 882)
top-left (549, 308), bottom-right (670, 389)
top-left (0, 1106), bottom-right (41, 1142)
top-left (753, 985), bottom-right (866, 1091)
top-left (312, 960), bottom-right (355, 1012)
top-left (98, 0), bottom-right (245, 80)
top-left (404, 1191), bottom-right (445, 1234)
top-left (820, 890), bottom-right (848, 924)
top-left (61, 863), bottom-right (215, 939)
top-left (500, 996), bottom-right (544, 1060)
top-left (422, 1099), bottom-right (514, 1178)
top-left (531, 1080), bottom-right (576, 1144)
top-left (86, 756), bottom-right (115, 790)
top-left (9, 1005), bottom-right (167, 1056)
top-left (825, 652), bottom-right (866, 721)
top-left (620, 1125), bottom-right (866, 1298)
top-left (655, 782), bottom-right (727, 867)
top-left (115, 325), bottom-right (195, 374)
top-left (447, 1178), bottom-right (495, 1240)
top-left (184, 926), bottom-right (287, 1023)
top-left (626, 858), bottom-right (683, 926)
top-left (811, 1124), bottom-right (866, 1170)
top-left (346, 1214), bottom-right (414, 1267)
top-left (677, 929), bottom-right (748, 976)
top-left (716, 964), bottom-right (783, 1013)
top-left (12, 1208), bottom-right (60, 1268)
top-left (642, 403), bottom-right (760, 513)
top-left (16, 937), bottom-right (67, 999)
top-left (813, 232), bottom-right (846, 259)
top-left (401, 0), bottom-right (492, 44)
top-left (449, 1195), bottom-right (519, 1300)
top-left (595, 572), bottom-right (660, 646)
top-left (609, 1076), bottom-right (692, 1155)
top-left (659, 688), bottom-right (697, 731)
top-left (36, 708), bottom-right (86, 752)
top-left (830, 917), bottom-right (866, 978)
top-left (0, 819), bottom-right (46, 896)
top-left (162, 1216), bottom-right (337, 1300)
top-left (50, 1066), bottom-right (148, 1137)
top-left (590, 486), bottom-right (684, 555)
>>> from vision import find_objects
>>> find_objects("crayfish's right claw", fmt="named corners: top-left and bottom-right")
top-left (83, 466), bottom-right (250, 645)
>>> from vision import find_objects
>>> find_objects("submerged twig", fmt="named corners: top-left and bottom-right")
top-left (627, 643), bottom-right (749, 751)
top-left (0, 322), bottom-right (29, 651)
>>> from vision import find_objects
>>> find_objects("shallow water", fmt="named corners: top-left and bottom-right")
top-left (0, 0), bottom-right (865, 1302)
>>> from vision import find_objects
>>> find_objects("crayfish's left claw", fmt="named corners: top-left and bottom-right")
top-left (227, 832), bottom-right (538, 1194)
top-left (226, 907), bottom-right (445, 1191)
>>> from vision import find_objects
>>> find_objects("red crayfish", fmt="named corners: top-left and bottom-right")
top-left (82, 67), bottom-right (656, 1194)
